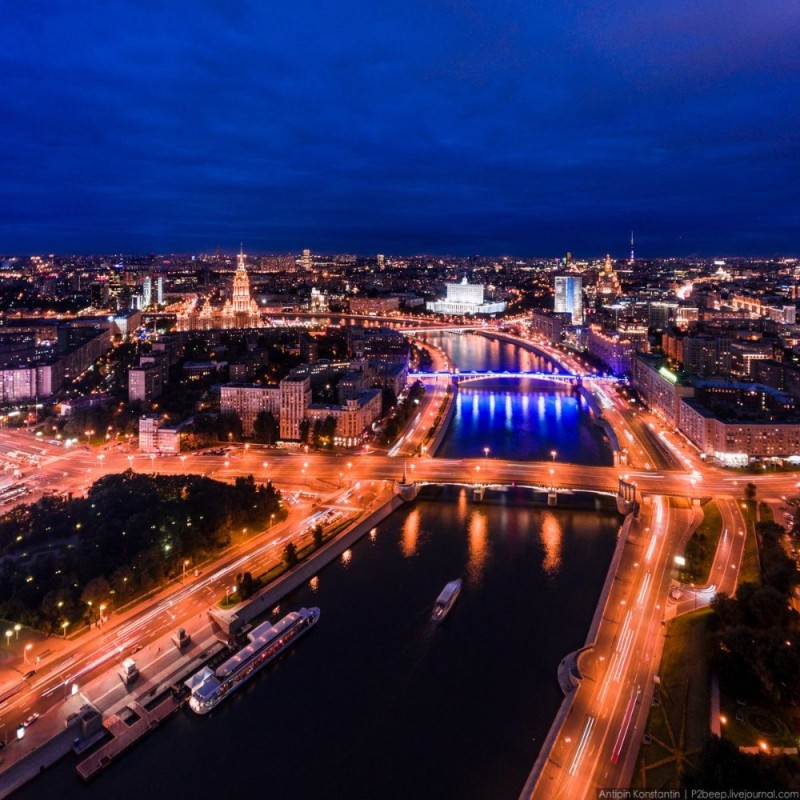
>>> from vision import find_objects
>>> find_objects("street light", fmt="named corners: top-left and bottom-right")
top-left (183, 559), bottom-right (190, 581)
top-left (225, 585), bottom-right (236, 606)
top-left (24, 643), bottom-right (33, 664)
top-left (484, 447), bottom-right (489, 459)
top-left (550, 450), bottom-right (557, 462)
top-left (4, 630), bottom-right (11, 647)
top-left (61, 621), bottom-right (70, 639)
top-left (13, 623), bottom-right (21, 640)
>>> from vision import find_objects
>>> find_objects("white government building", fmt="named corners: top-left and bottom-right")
top-left (426, 278), bottom-right (506, 315)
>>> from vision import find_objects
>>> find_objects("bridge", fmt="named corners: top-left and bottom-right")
top-left (408, 370), bottom-right (623, 385)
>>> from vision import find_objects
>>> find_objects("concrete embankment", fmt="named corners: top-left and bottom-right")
top-left (424, 381), bottom-right (457, 457)
top-left (218, 491), bottom-right (405, 634)
top-left (577, 385), bottom-right (620, 454)
top-left (518, 509), bottom-right (636, 800)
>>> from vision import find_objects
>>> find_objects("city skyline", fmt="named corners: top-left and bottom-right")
top-left (2, 2), bottom-right (799, 256)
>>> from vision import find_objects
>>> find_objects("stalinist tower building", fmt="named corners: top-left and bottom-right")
top-left (176, 246), bottom-right (262, 330)
top-left (221, 247), bottom-right (261, 327)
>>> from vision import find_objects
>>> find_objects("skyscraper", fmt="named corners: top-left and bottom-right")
top-left (231, 249), bottom-right (252, 314)
top-left (629, 231), bottom-right (635, 264)
top-left (554, 275), bottom-right (583, 325)
top-left (142, 276), bottom-right (152, 308)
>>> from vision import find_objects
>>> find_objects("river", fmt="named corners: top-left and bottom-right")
top-left (15, 331), bottom-right (617, 800)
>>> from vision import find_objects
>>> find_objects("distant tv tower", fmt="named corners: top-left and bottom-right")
top-left (629, 230), bottom-right (635, 264)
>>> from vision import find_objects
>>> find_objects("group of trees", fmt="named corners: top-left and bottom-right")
top-left (0, 471), bottom-right (285, 632)
top-left (684, 736), bottom-right (800, 791)
top-left (680, 513), bottom-right (800, 790)
top-left (310, 415), bottom-right (337, 448)
top-left (378, 381), bottom-right (425, 445)
top-left (188, 411), bottom-right (244, 447)
top-left (710, 517), bottom-right (800, 706)
top-left (294, 415), bottom-right (337, 449)
top-left (253, 410), bottom-right (279, 445)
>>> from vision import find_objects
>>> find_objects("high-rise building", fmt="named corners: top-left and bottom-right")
top-left (377, 254), bottom-right (385, 270)
top-left (300, 249), bottom-right (312, 271)
top-left (596, 255), bottom-right (622, 300)
top-left (554, 275), bottom-right (584, 325)
top-left (231, 250), bottom-right (253, 314)
top-left (155, 276), bottom-right (164, 305)
top-left (142, 276), bottom-right (152, 308)
top-left (279, 374), bottom-right (311, 440)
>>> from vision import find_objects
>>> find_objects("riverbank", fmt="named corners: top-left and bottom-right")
top-left (518, 507), bottom-right (636, 799)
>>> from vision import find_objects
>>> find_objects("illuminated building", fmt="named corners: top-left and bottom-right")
top-left (426, 277), bottom-right (506, 315)
top-left (554, 275), bottom-right (583, 325)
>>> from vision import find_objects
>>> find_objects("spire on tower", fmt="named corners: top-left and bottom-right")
top-left (629, 231), bottom-right (635, 264)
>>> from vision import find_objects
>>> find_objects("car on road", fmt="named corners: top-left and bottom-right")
top-left (23, 712), bottom-right (40, 727)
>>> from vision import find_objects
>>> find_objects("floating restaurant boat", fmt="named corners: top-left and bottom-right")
top-left (187, 607), bottom-right (320, 714)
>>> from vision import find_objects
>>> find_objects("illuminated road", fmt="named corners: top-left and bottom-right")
top-left (0, 471), bottom-right (392, 736)
top-left (671, 496), bottom-right (748, 616)
top-left (529, 496), bottom-right (698, 798)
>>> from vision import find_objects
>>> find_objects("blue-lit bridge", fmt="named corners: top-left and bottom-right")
top-left (408, 370), bottom-right (623, 385)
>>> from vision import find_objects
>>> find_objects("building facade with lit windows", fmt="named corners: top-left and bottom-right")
top-left (220, 384), bottom-right (281, 435)
top-left (554, 275), bottom-right (584, 325)
top-left (426, 278), bottom-right (506, 315)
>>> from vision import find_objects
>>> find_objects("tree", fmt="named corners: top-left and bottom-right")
top-left (284, 542), bottom-right (298, 568)
top-left (320, 415), bottom-right (337, 447)
top-left (381, 387), bottom-right (397, 416)
top-left (236, 571), bottom-right (256, 600)
top-left (80, 576), bottom-right (111, 621)
top-left (312, 524), bottom-right (324, 549)
top-left (311, 419), bottom-right (323, 449)
top-left (217, 411), bottom-right (243, 442)
top-left (253, 410), bottom-right (279, 445)
top-left (298, 418), bottom-right (310, 444)
top-left (744, 482), bottom-right (757, 501)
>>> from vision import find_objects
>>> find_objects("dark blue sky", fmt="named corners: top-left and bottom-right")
top-left (2, 1), bottom-right (798, 257)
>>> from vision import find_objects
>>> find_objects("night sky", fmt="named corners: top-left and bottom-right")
top-left (2, 1), bottom-right (798, 257)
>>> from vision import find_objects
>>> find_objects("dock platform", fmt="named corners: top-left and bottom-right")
top-left (76, 695), bottom-right (182, 781)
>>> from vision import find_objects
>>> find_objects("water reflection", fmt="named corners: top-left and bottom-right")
top-left (540, 511), bottom-right (563, 576)
top-left (456, 488), bottom-right (468, 524)
top-left (424, 332), bottom-right (612, 466)
top-left (401, 508), bottom-right (421, 558)
top-left (467, 510), bottom-right (488, 585)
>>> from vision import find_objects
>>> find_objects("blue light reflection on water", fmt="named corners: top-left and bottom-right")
top-left (422, 332), bottom-right (612, 465)
top-left (439, 381), bottom-right (612, 465)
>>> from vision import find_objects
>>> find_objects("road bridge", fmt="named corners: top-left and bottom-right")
top-left (409, 369), bottom-right (622, 385)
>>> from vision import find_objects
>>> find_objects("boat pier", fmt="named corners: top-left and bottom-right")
top-left (76, 696), bottom-right (183, 782)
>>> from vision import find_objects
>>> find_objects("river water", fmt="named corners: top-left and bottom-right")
top-left (16, 332), bottom-right (617, 800)
top-left (421, 332), bottom-right (612, 465)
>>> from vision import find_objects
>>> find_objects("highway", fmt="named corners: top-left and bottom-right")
top-left (0, 464), bottom-right (392, 737)
top-left (530, 497), bottom-right (698, 797)
top-left (671, 495), bottom-right (748, 617)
